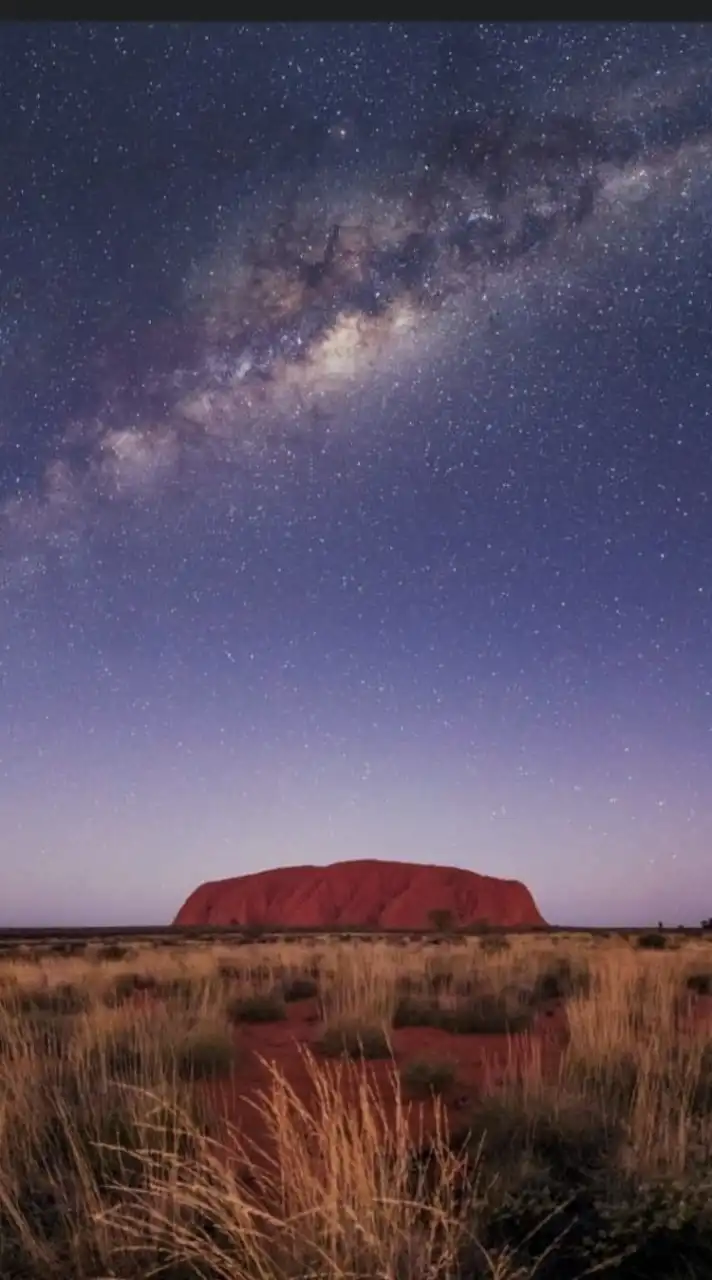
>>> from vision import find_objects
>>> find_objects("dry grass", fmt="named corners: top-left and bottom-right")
top-left (0, 929), bottom-right (710, 1276)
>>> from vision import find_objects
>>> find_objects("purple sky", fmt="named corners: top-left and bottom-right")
top-left (1, 23), bottom-right (711, 928)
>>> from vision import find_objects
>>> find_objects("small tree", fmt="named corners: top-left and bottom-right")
top-left (428, 908), bottom-right (454, 933)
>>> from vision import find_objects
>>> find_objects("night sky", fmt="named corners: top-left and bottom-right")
top-left (2, 23), bottom-right (711, 928)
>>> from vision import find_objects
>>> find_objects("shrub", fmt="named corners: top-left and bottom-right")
top-left (13, 983), bottom-right (89, 1016)
top-left (283, 976), bottom-right (319, 1002)
top-left (686, 971), bottom-right (712, 996)
top-left (98, 943), bottom-right (131, 961)
top-left (401, 1058), bottom-right (456, 1098)
top-left (317, 1023), bottom-right (391, 1059)
top-left (173, 1026), bottom-right (237, 1081)
top-left (480, 934), bottom-right (510, 955)
top-left (437, 997), bottom-right (533, 1036)
top-left (466, 1098), bottom-right (712, 1279)
top-left (637, 932), bottom-right (667, 950)
top-left (226, 992), bottom-right (286, 1024)
top-left (394, 992), bottom-right (533, 1035)
top-left (392, 997), bottom-right (441, 1029)
top-left (533, 958), bottom-right (591, 1002)
top-left (104, 972), bottom-right (158, 1005)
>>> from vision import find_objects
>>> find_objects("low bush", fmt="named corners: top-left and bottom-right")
top-left (533, 957), bottom-right (591, 1001)
top-left (173, 1025), bottom-right (237, 1081)
top-left (99, 943), bottom-right (131, 961)
top-left (283, 975), bottom-right (319, 1002)
top-left (317, 1023), bottom-right (391, 1059)
top-left (637, 932), bottom-right (667, 950)
top-left (480, 934), bottom-right (511, 955)
top-left (226, 992), bottom-right (286, 1024)
top-left (105, 972), bottom-right (158, 1005)
top-left (13, 982), bottom-right (89, 1016)
top-left (392, 996), bottom-right (441, 1028)
top-left (401, 1057), bottom-right (456, 1097)
top-left (437, 997), bottom-right (533, 1036)
top-left (686, 971), bottom-right (712, 996)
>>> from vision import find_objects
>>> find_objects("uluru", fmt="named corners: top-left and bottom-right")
top-left (173, 859), bottom-right (546, 930)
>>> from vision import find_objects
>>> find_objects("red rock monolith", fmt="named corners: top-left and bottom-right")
top-left (173, 858), bottom-right (546, 929)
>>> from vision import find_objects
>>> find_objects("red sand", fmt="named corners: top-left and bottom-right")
top-left (174, 858), bottom-right (546, 930)
top-left (198, 993), bottom-right (712, 1178)
top-left (198, 994), bottom-right (569, 1170)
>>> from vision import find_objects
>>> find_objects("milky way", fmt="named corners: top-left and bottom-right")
top-left (111, 103), bottom-right (712, 428)
top-left (3, 25), bottom-right (712, 929)
top-left (3, 80), bottom-right (712, 581)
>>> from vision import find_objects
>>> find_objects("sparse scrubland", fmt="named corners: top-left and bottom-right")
top-left (0, 927), bottom-right (711, 1278)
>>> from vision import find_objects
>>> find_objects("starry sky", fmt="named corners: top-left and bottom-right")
top-left (2, 23), bottom-right (712, 929)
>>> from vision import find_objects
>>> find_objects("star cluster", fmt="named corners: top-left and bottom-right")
top-left (1, 24), bottom-right (711, 927)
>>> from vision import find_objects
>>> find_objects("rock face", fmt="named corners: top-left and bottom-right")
top-left (173, 859), bottom-right (546, 930)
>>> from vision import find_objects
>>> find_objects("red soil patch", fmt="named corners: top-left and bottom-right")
top-left (196, 990), bottom-right (712, 1193)
top-left (198, 997), bottom-right (568, 1172)
top-left (174, 858), bottom-right (546, 930)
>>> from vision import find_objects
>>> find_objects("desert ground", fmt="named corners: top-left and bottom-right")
top-left (0, 925), bottom-right (711, 1278)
